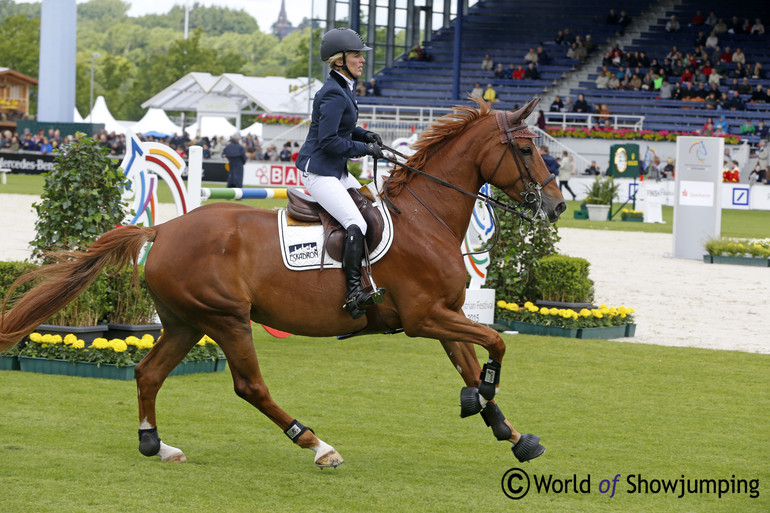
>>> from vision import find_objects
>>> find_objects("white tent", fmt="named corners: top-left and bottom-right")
top-left (131, 108), bottom-right (183, 138)
top-left (184, 116), bottom-right (239, 139)
top-left (85, 96), bottom-right (126, 134)
top-left (73, 107), bottom-right (84, 123)
top-left (240, 121), bottom-right (263, 138)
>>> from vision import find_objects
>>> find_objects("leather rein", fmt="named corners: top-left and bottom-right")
top-left (377, 111), bottom-right (554, 249)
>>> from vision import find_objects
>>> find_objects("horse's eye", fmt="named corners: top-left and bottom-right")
top-left (520, 146), bottom-right (532, 156)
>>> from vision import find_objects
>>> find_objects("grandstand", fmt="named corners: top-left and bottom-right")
top-left (358, 0), bottom-right (770, 141)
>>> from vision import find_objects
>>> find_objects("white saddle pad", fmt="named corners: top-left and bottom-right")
top-left (278, 183), bottom-right (394, 271)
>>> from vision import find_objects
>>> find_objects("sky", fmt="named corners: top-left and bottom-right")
top-left (16, 0), bottom-right (316, 33)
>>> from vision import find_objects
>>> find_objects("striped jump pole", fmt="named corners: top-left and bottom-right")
top-left (200, 187), bottom-right (290, 201)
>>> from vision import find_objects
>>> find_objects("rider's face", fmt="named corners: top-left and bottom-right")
top-left (339, 51), bottom-right (365, 79)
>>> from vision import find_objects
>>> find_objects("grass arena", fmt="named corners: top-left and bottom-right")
top-left (1, 177), bottom-right (768, 512)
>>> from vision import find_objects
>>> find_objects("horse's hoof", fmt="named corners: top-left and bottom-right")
top-left (315, 448), bottom-right (344, 468)
top-left (159, 442), bottom-right (187, 462)
top-left (512, 433), bottom-right (546, 463)
top-left (460, 386), bottom-right (483, 418)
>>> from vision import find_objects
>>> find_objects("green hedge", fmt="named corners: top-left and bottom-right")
top-left (533, 254), bottom-right (595, 303)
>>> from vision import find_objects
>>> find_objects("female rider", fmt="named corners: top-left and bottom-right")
top-left (296, 28), bottom-right (385, 319)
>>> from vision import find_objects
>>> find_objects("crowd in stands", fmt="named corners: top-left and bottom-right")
top-left (0, 127), bottom-right (297, 163)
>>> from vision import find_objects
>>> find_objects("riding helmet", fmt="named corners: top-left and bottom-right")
top-left (320, 28), bottom-right (372, 61)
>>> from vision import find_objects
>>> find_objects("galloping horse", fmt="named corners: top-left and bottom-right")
top-left (0, 98), bottom-right (565, 467)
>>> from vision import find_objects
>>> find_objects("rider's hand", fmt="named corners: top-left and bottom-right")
top-left (363, 131), bottom-right (383, 146)
top-left (365, 142), bottom-right (384, 159)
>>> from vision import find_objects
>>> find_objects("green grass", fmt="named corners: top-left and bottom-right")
top-left (4, 174), bottom-right (769, 238)
top-left (1, 328), bottom-right (768, 512)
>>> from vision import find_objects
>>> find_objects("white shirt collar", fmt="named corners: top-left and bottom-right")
top-left (333, 70), bottom-right (355, 91)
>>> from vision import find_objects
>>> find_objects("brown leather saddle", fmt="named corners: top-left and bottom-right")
top-left (286, 187), bottom-right (385, 264)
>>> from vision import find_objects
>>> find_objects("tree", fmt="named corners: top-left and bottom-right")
top-left (77, 0), bottom-right (129, 21)
top-left (0, 14), bottom-right (40, 78)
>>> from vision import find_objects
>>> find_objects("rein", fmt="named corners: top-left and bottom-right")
top-left (376, 111), bottom-right (554, 254)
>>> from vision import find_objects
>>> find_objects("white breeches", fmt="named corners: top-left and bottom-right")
top-left (303, 172), bottom-right (367, 234)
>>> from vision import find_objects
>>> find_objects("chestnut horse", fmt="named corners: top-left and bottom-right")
top-left (0, 98), bottom-right (565, 467)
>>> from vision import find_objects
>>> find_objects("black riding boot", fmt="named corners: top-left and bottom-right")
top-left (342, 225), bottom-right (384, 319)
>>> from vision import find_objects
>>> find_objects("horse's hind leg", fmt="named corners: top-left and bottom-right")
top-left (134, 307), bottom-right (201, 462)
top-left (440, 340), bottom-right (546, 463)
top-left (205, 317), bottom-right (344, 468)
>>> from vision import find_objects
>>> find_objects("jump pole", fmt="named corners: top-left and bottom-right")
top-left (201, 188), bottom-right (289, 201)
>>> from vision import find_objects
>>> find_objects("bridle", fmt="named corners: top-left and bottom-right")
top-left (377, 110), bottom-right (554, 251)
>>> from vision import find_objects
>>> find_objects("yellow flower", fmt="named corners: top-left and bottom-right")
top-left (579, 309), bottom-right (591, 317)
top-left (41, 334), bottom-right (54, 343)
top-left (29, 333), bottom-right (42, 343)
top-left (527, 304), bottom-right (539, 313)
top-left (549, 307), bottom-right (559, 315)
top-left (539, 307), bottom-right (550, 315)
top-left (137, 339), bottom-right (154, 350)
top-left (109, 339), bottom-right (128, 353)
top-left (72, 339), bottom-right (85, 349)
top-left (497, 300), bottom-right (507, 308)
top-left (523, 301), bottom-right (535, 309)
top-left (505, 303), bottom-right (519, 311)
top-left (141, 334), bottom-right (155, 344)
top-left (63, 334), bottom-right (77, 345)
top-left (125, 336), bottom-right (141, 346)
top-left (91, 338), bottom-right (109, 349)
top-left (591, 309), bottom-right (603, 318)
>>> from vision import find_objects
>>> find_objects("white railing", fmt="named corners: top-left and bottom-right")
top-left (531, 126), bottom-right (592, 172)
top-left (544, 112), bottom-right (645, 131)
top-left (358, 104), bottom-right (452, 126)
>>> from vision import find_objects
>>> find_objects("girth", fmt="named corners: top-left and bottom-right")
top-left (286, 187), bottom-right (385, 263)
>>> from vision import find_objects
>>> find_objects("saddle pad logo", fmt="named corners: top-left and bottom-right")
top-left (288, 242), bottom-right (319, 263)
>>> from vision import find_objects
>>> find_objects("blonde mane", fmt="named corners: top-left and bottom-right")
top-left (385, 97), bottom-right (494, 196)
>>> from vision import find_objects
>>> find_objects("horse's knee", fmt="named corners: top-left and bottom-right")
top-left (134, 361), bottom-right (163, 395)
top-left (233, 376), bottom-right (270, 404)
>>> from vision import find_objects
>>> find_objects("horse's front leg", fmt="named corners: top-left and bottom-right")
top-left (440, 339), bottom-right (546, 463)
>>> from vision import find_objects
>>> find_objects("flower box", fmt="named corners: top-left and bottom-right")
top-left (586, 204), bottom-right (611, 221)
top-left (625, 323), bottom-right (637, 337)
top-left (621, 217), bottom-right (643, 222)
top-left (578, 325), bottom-right (629, 339)
top-left (702, 254), bottom-right (713, 264)
top-left (511, 321), bottom-right (580, 338)
top-left (215, 357), bottom-right (228, 372)
top-left (705, 255), bottom-right (770, 267)
top-left (0, 355), bottom-right (20, 371)
top-left (18, 356), bottom-right (137, 380)
top-left (107, 323), bottom-right (163, 341)
top-left (168, 359), bottom-right (217, 376)
top-left (35, 324), bottom-right (109, 346)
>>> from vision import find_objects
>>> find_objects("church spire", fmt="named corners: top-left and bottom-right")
top-left (274, 0), bottom-right (291, 40)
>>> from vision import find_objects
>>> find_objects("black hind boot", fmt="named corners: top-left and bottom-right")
top-left (342, 225), bottom-right (384, 319)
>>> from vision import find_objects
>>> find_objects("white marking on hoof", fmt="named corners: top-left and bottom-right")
top-left (312, 440), bottom-right (344, 468)
top-left (159, 441), bottom-right (187, 462)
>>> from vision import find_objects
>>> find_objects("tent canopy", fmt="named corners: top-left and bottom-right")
top-left (184, 116), bottom-right (238, 139)
top-left (85, 96), bottom-right (126, 134)
top-left (141, 73), bottom-right (321, 122)
top-left (131, 108), bottom-right (183, 138)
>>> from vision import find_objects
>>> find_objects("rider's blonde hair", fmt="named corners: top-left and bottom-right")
top-left (326, 52), bottom-right (345, 71)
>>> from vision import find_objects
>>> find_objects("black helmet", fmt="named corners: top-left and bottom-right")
top-left (320, 28), bottom-right (371, 61)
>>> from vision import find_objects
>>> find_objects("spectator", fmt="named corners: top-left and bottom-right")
top-left (584, 35), bottom-right (595, 55)
top-left (279, 142), bottom-right (292, 161)
top-left (536, 46), bottom-right (551, 65)
top-left (751, 62), bottom-right (764, 79)
top-left (659, 80), bottom-right (672, 98)
top-left (705, 31), bottom-right (718, 49)
top-left (524, 48), bottom-right (538, 65)
top-left (719, 46), bottom-right (733, 63)
top-left (573, 93), bottom-right (589, 113)
top-left (748, 163), bottom-right (766, 184)
top-left (512, 64), bottom-right (525, 80)
top-left (740, 120), bottom-right (756, 135)
top-left (558, 151), bottom-right (577, 200)
top-left (356, 81), bottom-right (367, 96)
top-left (39, 137), bottom-right (53, 154)
top-left (628, 73), bottom-right (642, 91)
top-left (638, 51), bottom-right (651, 68)
top-left (598, 103), bottom-right (611, 121)
top-left (750, 18), bottom-right (765, 35)
top-left (595, 69), bottom-right (611, 89)
top-left (21, 132), bottom-right (37, 151)
top-left (482, 83), bottom-right (498, 103)
top-left (609, 44), bottom-right (624, 65)
top-left (223, 135), bottom-right (247, 188)
top-left (741, 18), bottom-right (753, 34)
top-left (606, 9), bottom-right (619, 25)
top-left (758, 120), bottom-right (769, 139)
top-left (562, 97), bottom-right (573, 112)
top-left (536, 110), bottom-right (546, 130)
top-left (705, 11), bottom-right (718, 26)
top-left (563, 28), bottom-right (576, 45)
top-left (524, 62), bottom-right (540, 79)
top-left (680, 68), bottom-right (694, 83)
top-left (663, 158), bottom-right (675, 178)
top-left (574, 41), bottom-right (587, 62)
top-left (727, 90), bottom-right (745, 111)
top-left (665, 15), bottom-right (681, 32)
top-left (481, 54), bottom-right (494, 71)
top-left (584, 161), bottom-right (601, 175)
top-left (566, 43), bottom-right (578, 60)
top-left (707, 67), bottom-right (721, 87)
top-left (728, 16), bottom-right (742, 34)
top-left (608, 74), bottom-right (621, 90)
top-left (732, 48), bottom-right (746, 65)
top-left (713, 18), bottom-right (728, 34)
top-left (538, 146), bottom-right (560, 177)
top-left (717, 92), bottom-right (731, 110)
top-left (493, 63), bottom-right (506, 79)
top-left (751, 84), bottom-right (769, 103)
top-left (617, 10), bottom-right (632, 30)
top-left (691, 10), bottom-right (705, 26)
top-left (737, 77), bottom-right (752, 94)
top-left (757, 140), bottom-right (769, 179)
top-left (704, 92), bottom-right (720, 110)
top-left (549, 96), bottom-right (564, 112)
top-left (263, 144), bottom-right (278, 161)
top-left (732, 62), bottom-right (747, 79)
top-left (553, 29), bottom-right (565, 45)
top-left (681, 81), bottom-right (697, 98)
top-left (201, 143), bottom-right (211, 159)
top-left (701, 118), bottom-right (715, 134)
top-left (471, 82), bottom-right (484, 98)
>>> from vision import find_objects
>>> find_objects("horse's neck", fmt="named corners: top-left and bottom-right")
top-left (410, 149), bottom-right (482, 242)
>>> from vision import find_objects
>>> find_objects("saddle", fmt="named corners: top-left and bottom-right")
top-left (286, 187), bottom-right (385, 264)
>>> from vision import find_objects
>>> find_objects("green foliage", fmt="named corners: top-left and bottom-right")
top-left (30, 134), bottom-right (128, 262)
top-left (0, 13), bottom-right (40, 78)
top-left (533, 254), bottom-right (595, 303)
top-left (582, 176), bottom-right (619, 205)
top-left (45, 274), bottom-right (111, 326)
top-left (105, 265), bottom-right (157, 325)
top-left (0, 261), bottom-right (36, 304)
top-left (705, 237), bottom-right (770, 258)
top-left (485, 205), bottom-right (561, 303)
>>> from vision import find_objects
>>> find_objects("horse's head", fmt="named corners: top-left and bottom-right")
top-left (481, 99), bottom-right (566, 222)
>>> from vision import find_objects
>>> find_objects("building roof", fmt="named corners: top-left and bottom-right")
top-left (141, 72), bottom-right (322, 117)
top-left (0, 67), bottom-right (38, 86)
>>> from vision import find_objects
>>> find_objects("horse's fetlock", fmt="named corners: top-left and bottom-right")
top-left (138, 427), bottom-right (161, 457)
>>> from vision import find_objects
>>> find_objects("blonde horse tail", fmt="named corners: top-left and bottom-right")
top-left (0, 225), bottom-right (157, 350)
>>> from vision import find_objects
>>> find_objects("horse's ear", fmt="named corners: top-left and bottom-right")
top-left (509, 98), bottom-right (540, 123)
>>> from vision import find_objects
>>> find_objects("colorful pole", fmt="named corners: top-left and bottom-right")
top-left (201, 188), bottom-right (290, 201)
